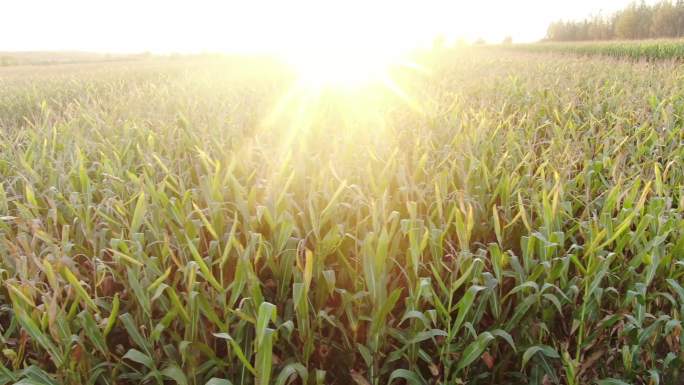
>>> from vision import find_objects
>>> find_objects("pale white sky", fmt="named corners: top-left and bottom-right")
top-left (0, 0), bottom-right (640, 53)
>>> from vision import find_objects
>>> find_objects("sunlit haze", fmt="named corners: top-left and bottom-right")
top-left (3, 0), bottom-right (640, 54)
top-left (2, 0), bottom-right (684, 381)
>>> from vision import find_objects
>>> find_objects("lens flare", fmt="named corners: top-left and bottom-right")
top-left (284, 47), bottom-right (399, 89)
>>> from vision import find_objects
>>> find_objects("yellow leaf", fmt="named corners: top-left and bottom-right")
top-left (304, 248), bottom-right (314, 292)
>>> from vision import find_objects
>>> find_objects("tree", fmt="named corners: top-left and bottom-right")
top-left (652, 1), bottom-right (678, 37)
top-left (545, 0), bottom-right (684, 41)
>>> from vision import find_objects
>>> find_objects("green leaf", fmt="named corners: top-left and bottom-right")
top-left (119, 313), bottom-right (152, 355)
top-left (123, 349), bottom-right (154, 369)
top-left (453, 285), bottom-right (486, 335)
top-left (409, 329), bottom-right (447, 344)
top-left (161, 365), bottom-right (188, 385)
top-left (456, 331), bottom-right (495, 372)
top-left (206, 379), bottom-right (233, 385)
top-left (213, 333), bottom-right (256, 375)
top-left (0, 363), bottom-right (18, 385)
top-left (667, 279), bottom-right (684, 303)
top-left (522, 345), bottom-right (559, 369)
top-left (130, 190), bottom-right (147, 234)
top-left (78, 311), bottom-right (107, 355)
top-left (256, 328), bottom-right (274, 385)
top-left (185, 236), bottom-right (223, 291)
top-left (370, 288), bottom-right (402, 336)
top-left (15, 366), bottom-right (58, 385)
top-left (60, 266), bottom-right (98, 312)
top-left (388, 369), bottom-right (426, 385)
top-left (256, 302), bottom-right (277, 347)
top-left (274, 363), bottom-right (307, 385)
top-left (103, 293), bottom-right (120, 338)
top-left (490, 329), bottom-right (516, 352)
top-left (14, 309), bottom-right (63, 367)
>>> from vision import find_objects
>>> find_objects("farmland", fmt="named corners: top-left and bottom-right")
top-left (0, 47), bottom-right (683, 385)
top-left (509, 39), bottom-right (684, 60)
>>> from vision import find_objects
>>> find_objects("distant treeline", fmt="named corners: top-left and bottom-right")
top-left (547, 0), bottom-right (684, 41)
top-left (507, 40), bottom-right (684, 61)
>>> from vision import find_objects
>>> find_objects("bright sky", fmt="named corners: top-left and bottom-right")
top-left (1, 0), bottom-right (638, 53)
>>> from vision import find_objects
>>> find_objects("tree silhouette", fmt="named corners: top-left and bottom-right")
top-left (546, 1), bottom-right (684, 41)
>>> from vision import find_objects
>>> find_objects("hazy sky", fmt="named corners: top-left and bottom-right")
top-left (1, 0), bottom-right (641, 53)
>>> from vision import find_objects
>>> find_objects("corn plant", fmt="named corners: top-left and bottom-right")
top-left (0, 49), bottom-right (683, 385)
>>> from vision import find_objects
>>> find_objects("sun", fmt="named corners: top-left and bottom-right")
top-left (273, 10), bottom-right (411, 90)
top-left (261, 15), bottom-right (426, 138)
top-left (284, 46), bottom-right (398, 89)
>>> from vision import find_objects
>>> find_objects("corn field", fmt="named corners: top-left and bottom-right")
top-left (509, 39), bottom-right (684, 60)
top-left (0, 49), bottom-right (683, 385)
